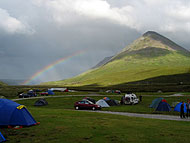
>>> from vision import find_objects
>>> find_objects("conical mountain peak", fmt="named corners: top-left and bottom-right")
top-left (142, 31), bottom-right (189, 53)
top-left (143, 31), bottom-right (161, 37)
top-left (107, 31), bottom-right (189, 64)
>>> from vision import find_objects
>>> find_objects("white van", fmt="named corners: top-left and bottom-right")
top-left (122, 93), bottom-right (139, 105)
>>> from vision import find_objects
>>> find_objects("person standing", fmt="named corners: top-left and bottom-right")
top-left (139, 95), bottom-right (142, 102)
top-left (180, 101), bottom-right (185, 119)
top-left (186, 100), bottom-right (190, 118)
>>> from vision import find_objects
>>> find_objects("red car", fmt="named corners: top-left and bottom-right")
top-left (74, 100), bottom-right (101, 110)
top-left (40, 92), bottom-right (48, 96)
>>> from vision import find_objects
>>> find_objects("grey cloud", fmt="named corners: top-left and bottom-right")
top-left (0, 0), bottom-right (189, 84)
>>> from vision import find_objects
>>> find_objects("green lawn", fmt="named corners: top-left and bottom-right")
top-left (15, 95), bottom-right (190, 115)
top-left (1, 95), bottom-right (190, 142)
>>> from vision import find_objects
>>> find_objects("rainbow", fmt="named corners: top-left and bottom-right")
top-left (23, 50), bottom-right (85, 85)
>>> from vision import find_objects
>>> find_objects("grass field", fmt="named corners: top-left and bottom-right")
top-left (15, 94), bottom-right (190, 115)
top-left (0, 81), bottom-right (7, 86)
top-left (1, 94), bottom-right (190, 143)
top-left (2, 109), bottom-right (190, 143)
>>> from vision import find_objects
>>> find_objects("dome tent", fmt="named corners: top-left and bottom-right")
top-left (156, 102), bottom-right (171, 111)
top-left (103, 97), bottom-right (110, 101)
top-left (149, 97), bottom-right (163, 108)
top-left (174, 102), bottom-right (187, 113)
top-left (96, 99), bottom-right (110, 107)
top-left (106, 99), bottom-right (119, 106)
top-left (0, 132), bottom-right (6, 142)
top-left (34, 98), bottom-right (48, 106)
top-left (0, 99), bottom-right (37, 126)
top-left (48, 89), bottom-right (54, 95)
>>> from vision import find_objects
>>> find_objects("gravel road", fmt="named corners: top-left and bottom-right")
top-left (82, 110), bottom-right (190, 122)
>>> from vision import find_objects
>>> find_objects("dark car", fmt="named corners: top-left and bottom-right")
top-left (74, 100), bottom-right (101, 110)
top-left (27, 90), bottom-right (37, 97)
top-left (19, 93), bottom-right (30, 98)
top-left (19, 92), bottom-right (37, 98)
top-left (27, 92), bottom-right (37, 97)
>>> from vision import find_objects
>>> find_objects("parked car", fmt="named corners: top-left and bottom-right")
top-left (19, 93), bottom-right (36, 98)
top-left (40, 92), bottom-right (49, 96)
top-left (115, 90), bottom-right (121, 94)
top-left (19, 93), bottom-right (29, 98)
top-left (106, 90), bottom-right (121, 94)
top-left (27, 90), bottom-right (37, 97)
top-left (74, 100), bottom-right (101, 110)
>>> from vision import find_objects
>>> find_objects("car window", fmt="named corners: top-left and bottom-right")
top-left (79, 101), bottom-right (85, 104)
top-left (85, 101), bottom-right (89, 104)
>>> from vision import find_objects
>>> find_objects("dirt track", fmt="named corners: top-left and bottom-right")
top-left (82, 110), bottom-right (190, 122)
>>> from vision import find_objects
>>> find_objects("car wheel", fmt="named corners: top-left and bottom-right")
top-left (75, 106), bottom-right (79, 110)
top-left (92, 107), bottom-right (96, 111)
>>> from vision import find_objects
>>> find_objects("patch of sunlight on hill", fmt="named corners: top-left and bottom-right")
top-left (44, 51), bottom-right (190, 86)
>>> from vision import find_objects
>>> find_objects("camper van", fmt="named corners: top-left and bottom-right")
top-left (121, 93), bottom-right (139, 105)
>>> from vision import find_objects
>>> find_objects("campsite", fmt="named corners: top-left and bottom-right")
top-left (0, 88), bottom-right (190, 142)
top-left (1, 1), bottom-right (190, 142)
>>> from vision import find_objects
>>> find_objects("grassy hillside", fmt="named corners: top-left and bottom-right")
top-left (0, 81), bottom-right (7, 86)
top-left (43, 31), bottom-right (190, 87)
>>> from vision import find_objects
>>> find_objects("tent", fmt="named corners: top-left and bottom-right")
top-left (114, 100), bottom-right (120, 105)
top-left (0, 99), bottom-right (37, 126)
top-left (174, 102), bottom-right (187, 113)
top-left (96, 99), bottom-right (110, 107)
top-left (161, 99), bottom-right (167, 103)
top-left (34, 98), bottom-right (48, 106)
top-left (48, 89), bottom-right (54, 95)
top-left (149, 97), bottom-right (163, 108)
top-left (0, 132), bottom-right (6, 142)
top-left (103, 97), bottom-right (110, 101)
top-left (156, 102), bottom-right (171, 111)
top-left (106, 99), bottom-right (118, 106)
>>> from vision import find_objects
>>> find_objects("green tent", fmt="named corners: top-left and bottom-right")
top-left (149, 97), bottom-right (163, 108)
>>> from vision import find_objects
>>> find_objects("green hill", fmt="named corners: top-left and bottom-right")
top-left (0, 81), bottom-right (7, 86)
top-left (43, 31), bottom-right (190, 87)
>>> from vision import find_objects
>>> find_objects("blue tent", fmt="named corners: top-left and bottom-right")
top-left (156, 102), bottom-right (171, 111)
top-left (103, 97), bottom-right (110, 101)
top-left (0, 99), bottom-right (37, 126)
top-left (0, 132), bottom-right (6, 142)
top-left (149, 97), bottom-right (163, 108)
top-left (48, 89), bottom-right (54, 95)
top-left (174, 102), bottom-right (187, 113)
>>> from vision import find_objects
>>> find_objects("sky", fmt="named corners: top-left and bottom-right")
top-left (0, 0), bottom-right (190, 84)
